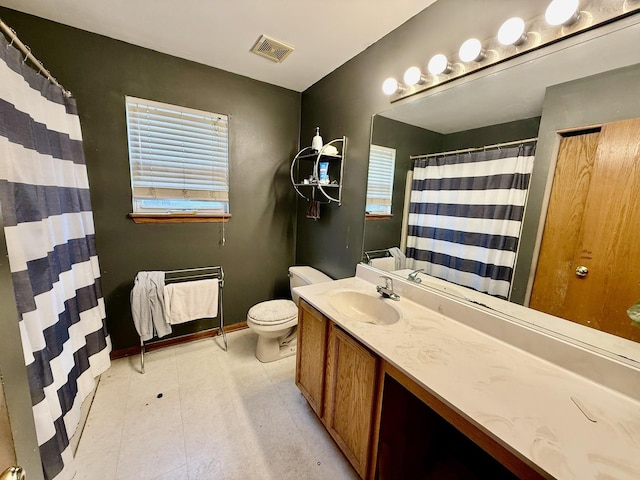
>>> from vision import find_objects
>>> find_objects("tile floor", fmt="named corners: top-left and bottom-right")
top-left (74, 329), bottom-right (359, 480)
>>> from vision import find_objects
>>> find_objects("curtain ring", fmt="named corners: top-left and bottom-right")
top-left (22, 45), bottom-right (31, 64)
top-left (6, 28), bottom-right (16, 49)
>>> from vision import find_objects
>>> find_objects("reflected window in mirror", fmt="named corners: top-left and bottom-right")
top-left (366, 145), bottom-right (396, 217)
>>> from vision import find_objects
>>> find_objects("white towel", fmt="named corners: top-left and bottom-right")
top-left (369, 257), bottom-right (396, 271)
top-left (164, 279), bottom-right (219, 325)
top-left (388, 247), bottom-right (406, 270)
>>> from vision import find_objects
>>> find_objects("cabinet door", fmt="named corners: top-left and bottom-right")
top-left (295, 300), bottom-right (329, 416)
top-left (324, 323), bottom-right (379, 479)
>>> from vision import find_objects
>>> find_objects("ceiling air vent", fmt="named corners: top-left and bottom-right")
top-left (250, 35), bottom-right (294, 63)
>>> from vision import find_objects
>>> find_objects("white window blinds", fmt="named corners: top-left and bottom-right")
top-left (366, 144), bottom-right (396, 215)
top-left (126, 96), bottom-right (229, 213)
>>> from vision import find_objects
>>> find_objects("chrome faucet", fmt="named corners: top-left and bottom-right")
top-left (407, 269), bottom-right (424, 283)
top-left (376, 275), bottom-right (400, 301)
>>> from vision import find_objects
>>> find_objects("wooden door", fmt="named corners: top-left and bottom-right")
top-left (295, 300), bottom-right (329, 416)
top-left (530, 118), bottom-right (640, 342)
top-left (324, 323), bottom-right (378, 479)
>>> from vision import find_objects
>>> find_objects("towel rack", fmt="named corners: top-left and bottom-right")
top-left (363, 248), bottom-right (393, 264)
top-left (139, 265), bottom-right (226, 374)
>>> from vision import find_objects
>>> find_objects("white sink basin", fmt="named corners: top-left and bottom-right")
top-left (329, 291), bottom-right (400, 325)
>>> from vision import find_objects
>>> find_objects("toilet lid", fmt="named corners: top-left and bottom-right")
top-left (248, 299), bottom-right (297, 325)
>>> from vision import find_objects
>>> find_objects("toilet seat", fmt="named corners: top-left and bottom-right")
top-left (247, 299), bottom-right (297, 327)
top-left (246, 266), bottom-right (331, 363)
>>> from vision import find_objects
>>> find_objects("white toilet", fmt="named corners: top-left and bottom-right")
top-left (247, 266), bottom-right (332, 363)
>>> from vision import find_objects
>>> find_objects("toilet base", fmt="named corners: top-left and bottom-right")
top-left (255, 330), bottom-right (297, 363)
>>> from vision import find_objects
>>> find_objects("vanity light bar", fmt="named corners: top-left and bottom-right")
top-left (382, 77), bottom-right (404, 95)
top-left (382, 0), bottom-right (640, 100)
top-left (545, 0), bottom-right (581, 26)
top-left (427, 54), bottom-right (452, 75)
top-left (403, 66), bottom-right (428, 86)
top-left (458, 38), bottom-right (486, 62)
top-left (498, 17), bottom-right (528, 46)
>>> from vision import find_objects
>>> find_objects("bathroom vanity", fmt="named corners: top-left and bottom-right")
top-left (293, 265), bottom-right (640, 480)
top-left (296, 300), bottom-right (378, 477)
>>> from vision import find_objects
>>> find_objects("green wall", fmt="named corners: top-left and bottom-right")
top-left (364, 116), bottom-right (442, 254)
top-left (297, 0), bottom-right (635, 301)
top-left (296, 0), bottom-right (550, 280)
top-left (0, 8), bottom-right (301, 352)
top-left (2, 1), bottom-right (639, 474)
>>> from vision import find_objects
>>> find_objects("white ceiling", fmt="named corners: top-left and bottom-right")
top-left (0, 0), bottom-right (437, 92)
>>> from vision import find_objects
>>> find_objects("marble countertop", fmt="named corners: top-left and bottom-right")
top-left (293, 275), bottom-right (640, 480)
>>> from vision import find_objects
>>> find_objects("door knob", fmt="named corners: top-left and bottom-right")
top-left (0, 467), bottom-right (25, 480)
top-left (575, 265), bottom-right (589, 277)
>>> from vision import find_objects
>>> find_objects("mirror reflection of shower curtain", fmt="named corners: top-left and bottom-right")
top-left (0, 34), bottom-right (111, 480)
top-left (405, 142), bottom-right (536, 299)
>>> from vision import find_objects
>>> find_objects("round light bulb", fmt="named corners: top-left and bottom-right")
top-left (403, 66), bottom-right (423, 86)
top-left (545, 0), bottom-right (580, 26)
top-left (459, 38), bottom-right (484, 62)
top-left (498, 17), bottom-right (527, 45)
top-left (382, 77), bottom-right (400, 95)
top-left (428, 54), bottom-right (450, 75)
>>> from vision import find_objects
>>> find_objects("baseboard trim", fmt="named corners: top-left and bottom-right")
top-left (110, 322), bottom-right (248, 360)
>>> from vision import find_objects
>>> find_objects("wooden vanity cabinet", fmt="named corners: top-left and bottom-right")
top-left (296, 300), bottom-right (379, 479)
top-left (295, 300), bottom-right (329, 416)
top-left (324, 322), bottom-right (379, 478)
top-left (373, 363), bottom-right (547, 480)
top-left (296, 298), bottom-right (549, 480)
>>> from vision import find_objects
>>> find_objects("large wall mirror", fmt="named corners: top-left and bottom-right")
top-left (362, 13), bottom-right (640, 365)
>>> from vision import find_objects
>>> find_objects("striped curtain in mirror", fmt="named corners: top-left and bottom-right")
top-left (406, 142), bottom-right (536, 299)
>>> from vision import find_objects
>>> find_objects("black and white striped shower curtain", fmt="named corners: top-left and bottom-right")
top-left (406, 143), bottom-right (536, 299)
top-left (0, 34), bottom-right (111, 479)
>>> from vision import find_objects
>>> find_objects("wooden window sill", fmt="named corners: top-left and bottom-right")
top-left (366, 214), bottom-right (393, 220)
top-left (129, 213), bottom-right (232, 224)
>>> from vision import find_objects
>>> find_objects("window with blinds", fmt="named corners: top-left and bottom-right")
top-left (126, 96), bottom-right (230, 214)
top-left (366, 144), bottom-right (396, 215)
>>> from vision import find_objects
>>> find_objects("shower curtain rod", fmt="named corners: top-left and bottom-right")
top-left (410, 137), bottom-right (537, 160)
top-left (0, 18), bottom-right (72, 97)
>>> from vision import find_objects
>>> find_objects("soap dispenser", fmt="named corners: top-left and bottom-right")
top-left (311, 127), bottom-right (323, 152)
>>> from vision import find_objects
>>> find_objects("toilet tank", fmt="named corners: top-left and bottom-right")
top-left (289, 266), bottom-right (332, 305)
